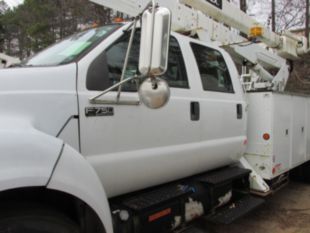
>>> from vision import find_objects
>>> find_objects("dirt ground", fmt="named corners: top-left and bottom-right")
top-left (195, 181), bottom-right (310, 233)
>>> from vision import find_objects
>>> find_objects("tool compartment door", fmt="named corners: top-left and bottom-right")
top-left (291, 95), bottom-right (307, 167)
top-left (273, 93), bottom-right (292, 175)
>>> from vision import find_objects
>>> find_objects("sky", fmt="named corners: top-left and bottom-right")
top-left (231, 0), bottom-right (270, 26)
top-left (2, 0), bottom-right (23, 9)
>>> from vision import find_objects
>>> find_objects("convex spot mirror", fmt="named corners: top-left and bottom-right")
top-left (139, 77), bottom-right (170, 109)
top-left (138, 5), bottom-right (172, 109)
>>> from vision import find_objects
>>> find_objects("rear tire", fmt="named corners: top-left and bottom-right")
top-left (0, 203), bottom-right (80, 233)
top-left (291, 161), bottom-right (310, 183)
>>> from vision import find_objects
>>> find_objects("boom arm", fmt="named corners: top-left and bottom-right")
top-left (90, 0), bottom-right (146, 16)
top-left (90, 0), bottom-right (309, 91)
top-left (181, 0), bottom-right (309, 60)
top-left (91, 0), bottom-right (309, 59)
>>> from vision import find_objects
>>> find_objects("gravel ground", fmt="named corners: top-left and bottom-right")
top-left (194, 181), bottom-right (310, 233)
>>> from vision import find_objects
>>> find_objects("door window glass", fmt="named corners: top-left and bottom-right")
top-left (191, 43), bottom-right (234, 93)
top-left (87, 32), bottom-right (189, 91)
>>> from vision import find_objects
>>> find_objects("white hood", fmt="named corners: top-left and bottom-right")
top-left (0, 63), bottom-right (78, 136)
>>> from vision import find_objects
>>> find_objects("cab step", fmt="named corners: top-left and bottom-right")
top-left (199, 166), bottom-right (251, 185)
top-left (206, 195), bottom-right (264, 224)
top-left (121, 184), bottom-right (193, 211)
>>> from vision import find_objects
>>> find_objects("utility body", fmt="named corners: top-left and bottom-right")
top-left (0, 0), bottom-right (309, 233)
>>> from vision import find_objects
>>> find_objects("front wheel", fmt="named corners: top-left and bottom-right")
top-left (0, 203), bottom-right (80, 233)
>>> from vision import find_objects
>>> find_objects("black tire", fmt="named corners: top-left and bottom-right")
top-left (0, 203), bottom-right (80, 233)
top-left (301, 162), bottom-right (310, 182)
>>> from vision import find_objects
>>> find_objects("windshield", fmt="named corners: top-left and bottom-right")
top-left (24, 24), bottom-right (120, 67)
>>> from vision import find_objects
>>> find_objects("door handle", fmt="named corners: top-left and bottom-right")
top-left (191, 102), bottom-right (200, 121)
top-left (237, 104), bottom-right (243, 119)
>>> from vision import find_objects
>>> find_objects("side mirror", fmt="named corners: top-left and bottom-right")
top-left (89, 2), bottom-right (172, 109)
top-left (138, 4), bottom-right (172, 109)
top-left (139, 6), bottom-right (171, 76)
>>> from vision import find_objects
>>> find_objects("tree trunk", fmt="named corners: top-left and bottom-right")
top-left (306, 0), bottom-right (309, 47)
top-left (271, 0), bottom-right (276, 32)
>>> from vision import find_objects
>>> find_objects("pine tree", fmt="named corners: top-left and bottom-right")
top-left (0, 0), bottom-right (113, 58)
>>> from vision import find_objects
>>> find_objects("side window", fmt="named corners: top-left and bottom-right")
top-left (105, 33), bottom-right (140, 92)
top-left (191, 43), bottom-right (234, 93)
top-left (87, 32), bottom-right (189, 91)
top-left (164, 37), bottom-right (189, 89)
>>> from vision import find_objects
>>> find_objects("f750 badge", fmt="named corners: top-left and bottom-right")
top-left (85, 107), bottom-right (114, 117)
top-left (205, 0), bottom-right (222, 9)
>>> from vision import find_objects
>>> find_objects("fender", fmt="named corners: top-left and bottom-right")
top-left (0, 118), bottom-right (112, 231)
top-left (0, 117), bottom-right (63, 191)
top-left (47, 144), bottom-right (113, 233)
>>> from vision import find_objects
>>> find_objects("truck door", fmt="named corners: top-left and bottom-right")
top-left (189, 42), bottom-right (247, 165)
top-left (77, 30), bottom-right (203, 197)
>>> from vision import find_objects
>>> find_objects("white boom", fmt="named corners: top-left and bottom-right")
top-left (181, 0), bottom-right (309, 58)
top-left (90, 0), bottom-right (310, 91)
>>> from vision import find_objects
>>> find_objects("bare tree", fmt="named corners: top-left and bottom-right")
top-left (233, 0), bottom-right (307, 32)
top-left (273, 0), bottom-right (306, 31)
top-left (306, 0), bottom-right (309, 44)
top-left (271, 0), bottom-right (275, 32)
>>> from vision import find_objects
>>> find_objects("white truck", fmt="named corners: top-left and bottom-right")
top-left (0, 53), bottom-right (20, 68)
top-left (0, 0), bottom-right (309, 233)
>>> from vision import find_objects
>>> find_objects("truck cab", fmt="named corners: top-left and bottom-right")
top-left (0, 22), bottom-right (250, 233)
top-left (13, 22), bottom-right (247, 198)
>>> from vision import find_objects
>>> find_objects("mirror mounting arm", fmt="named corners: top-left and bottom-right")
top-left (116, 17), bottom-right (139, 102)
top-left (89, 75), bottom-right (143, 104)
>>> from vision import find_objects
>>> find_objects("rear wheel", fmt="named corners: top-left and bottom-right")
top-left (0, 203), bottom-right (80, 233)
top-left (291, 161), bottom-right (310, 183)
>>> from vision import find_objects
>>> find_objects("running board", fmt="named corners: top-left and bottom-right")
top-left (178, 226), bottom-right (207, 233)
top-left (206, 195), bottom-right (265, 224)
top-left (198, 166), bottom-right (251, 185)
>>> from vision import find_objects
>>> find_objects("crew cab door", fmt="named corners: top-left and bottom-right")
top-left (187, 40), bottom-right (247, 164)
top-left (77, 28), bottom-right (202, 197)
